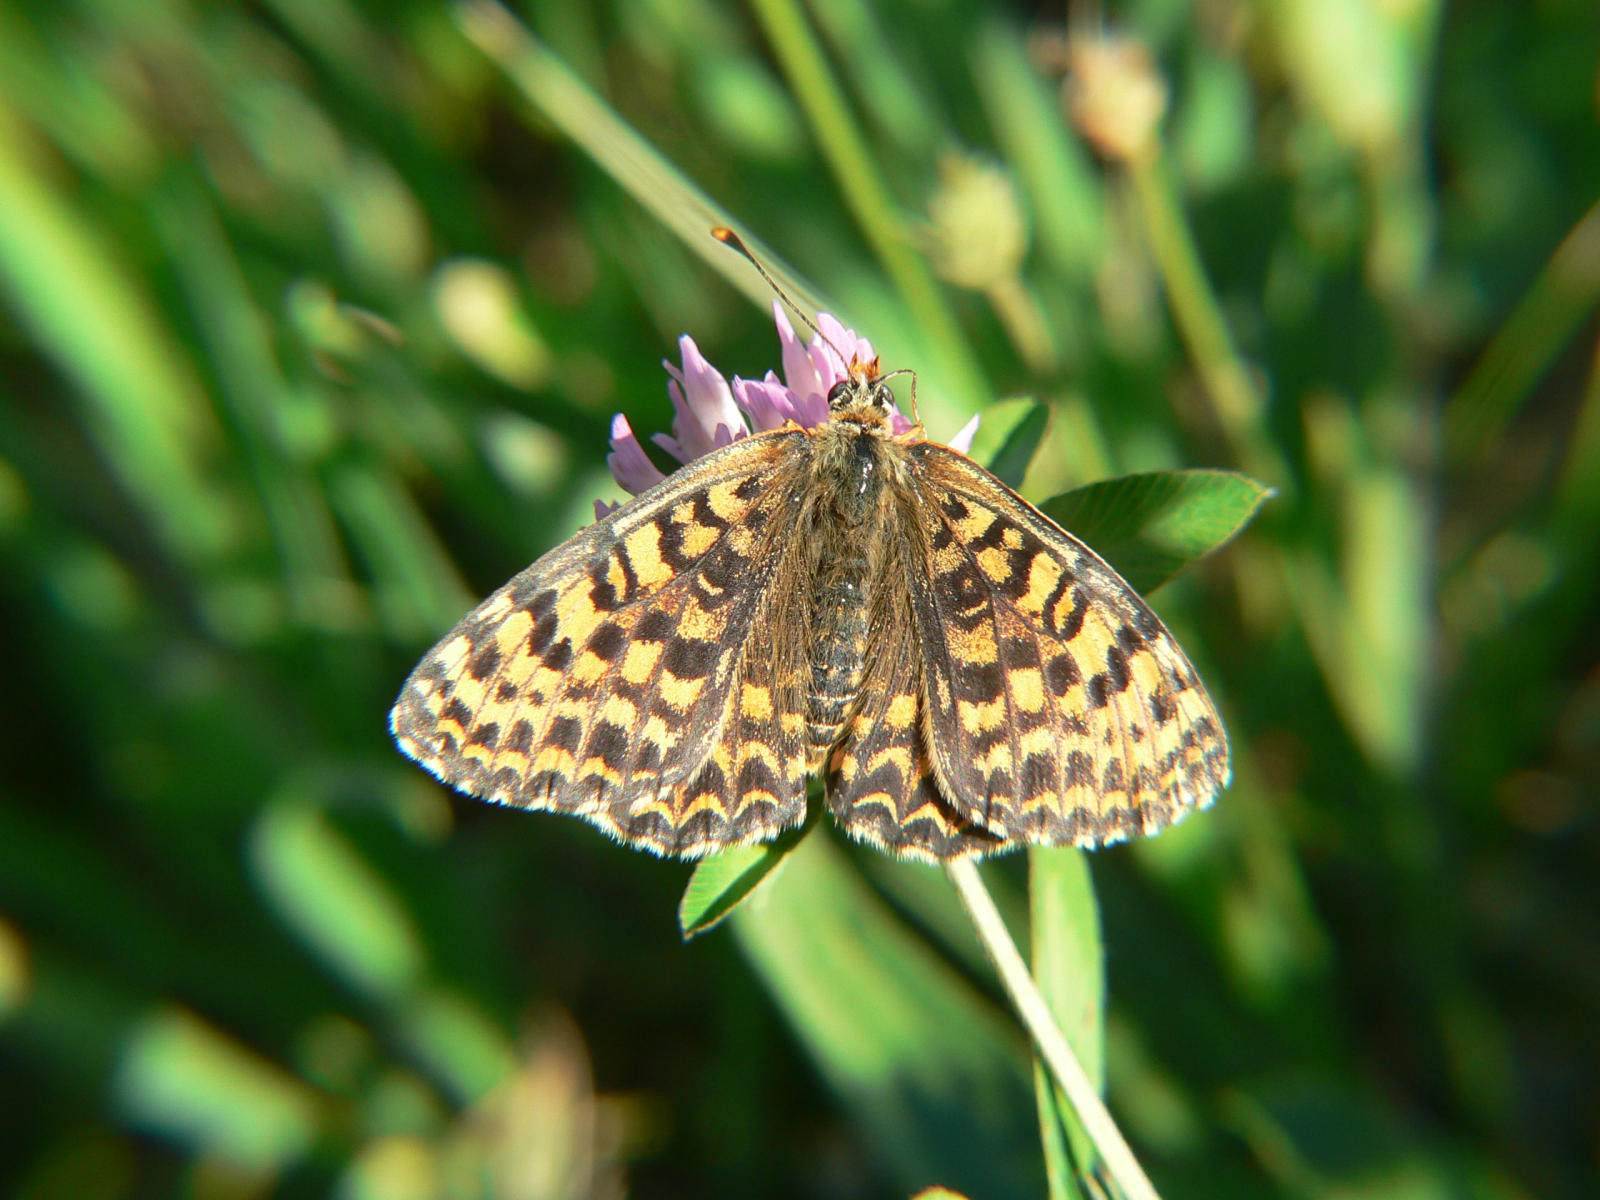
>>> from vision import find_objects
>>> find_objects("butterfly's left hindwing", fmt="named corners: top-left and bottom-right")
top-left (390, 428), bottom-right (813, 856)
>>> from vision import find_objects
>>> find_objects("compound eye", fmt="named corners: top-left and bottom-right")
top-left (826, 379), bottom-right (854, 409)
top-left (871, 382), bottom-right (895, 410)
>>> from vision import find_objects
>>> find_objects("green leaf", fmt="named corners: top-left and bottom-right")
top-left (1036, 1061), bottom-right (1086, 1200)
top-left (1030, 848), bottom-right (1104, 1196)
top-left (1030, 849), bottom-right (1104, 1088)
top-left (248, 801), bottom-right (426, 1003)
top-left (1040, 469), bottom-right (1271, 595)
top-left (678, 804), bottom-right (819, 938)
top-left (733, 837), bottom-right (1043, 1199)
top-left (969, 396), bottom-right (1050, 489)
top-left (114, 1007), bottom-right (322, 1172)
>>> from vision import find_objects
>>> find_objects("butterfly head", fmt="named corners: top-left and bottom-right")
top-left (825, 352), bottom-right (928, 438)
top-left (826, 354), bottom-right (897, 419)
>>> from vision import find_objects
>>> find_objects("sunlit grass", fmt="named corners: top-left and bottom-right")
top-left (1, 1), bottom-right (1597, 1197)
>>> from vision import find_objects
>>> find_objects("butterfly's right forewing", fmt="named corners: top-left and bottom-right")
top-left (391, 427), bottom-right (814, 855)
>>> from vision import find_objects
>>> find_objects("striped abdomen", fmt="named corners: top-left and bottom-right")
top-left (805, 549), bottom-right (873, 754)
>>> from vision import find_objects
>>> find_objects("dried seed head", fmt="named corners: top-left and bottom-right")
top-left (1064, 34), bottom-right (1168, 164)
top-left (925, 153), bottom-right (1028, 292)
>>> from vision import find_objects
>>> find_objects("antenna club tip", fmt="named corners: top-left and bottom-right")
top-left (711, 226), bottom-right (767, 275)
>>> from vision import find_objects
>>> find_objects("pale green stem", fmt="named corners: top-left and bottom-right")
top-left (1126, 152), bottom-right (1289, 495)
top-left (453, 0), bottom-right (829, 316)
top-left (987, 271), bottom-right (1058, 376)
top-left (743, 0), bottom-right (989, 410)
top-left (946, 858), bottom-right (1160, 1200)
top-left (1446, 193), bottom-right (1600, 464)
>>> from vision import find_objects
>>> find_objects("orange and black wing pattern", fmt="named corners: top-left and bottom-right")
top-left (391, 428), bottom-right (814, 856)
top-left (891, 442), bottom-right (1229, 853)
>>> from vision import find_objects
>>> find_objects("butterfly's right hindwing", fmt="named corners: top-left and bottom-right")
top-left (821, 541), bottom-right (1004, 861)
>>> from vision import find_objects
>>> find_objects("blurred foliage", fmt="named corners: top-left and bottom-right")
top-left (1, 1), bottom-right (1598, 1199)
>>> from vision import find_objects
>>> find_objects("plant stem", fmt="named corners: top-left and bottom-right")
top-left (743, 0), bottom-right (990, 417)
top-left (946, 857), bottom-right (1160, 1200)
top-left (453, 0), bottom-right (824, 317)
top-left (1445, 192), bottom-right (1600, 463)
top-left (1126, 152), bottom-right (1288, 496)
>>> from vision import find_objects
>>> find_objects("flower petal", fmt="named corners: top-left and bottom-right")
top-left (660, 335), bottom-right (746, 462)
top-left (947, 412), bottom-right (981, 455)
top-left (633, 309), bottom-right (972, 481)
top-left (733, 374), bottom-right (797, 430)
top-left (605, 413), bottom-right (666, 495)
top-left (817, 313), bottom-right (873, 376)
top-left (774, 302), bottom-right (830, 411)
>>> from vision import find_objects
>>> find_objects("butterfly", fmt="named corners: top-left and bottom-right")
top-left (390, 351), bottom-right (1230, 862)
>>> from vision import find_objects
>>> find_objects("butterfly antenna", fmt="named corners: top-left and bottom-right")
top-left (711, 227), bottom-right (852, 373)
top-left (880, 367), bottom-right (922, 426)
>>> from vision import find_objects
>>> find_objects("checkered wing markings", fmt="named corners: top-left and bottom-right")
top-left (612, 570), bottom-right (812, 857)
top-left (389, 429), bottom-right (812, 854)
top-left (906, 444), bottom-right (1230, 849)
top-left (822, 538), bottom-right (1003, 862)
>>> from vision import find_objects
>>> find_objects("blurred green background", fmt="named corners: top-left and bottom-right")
top-left (2, 0), bottom-right (1598, 1197)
